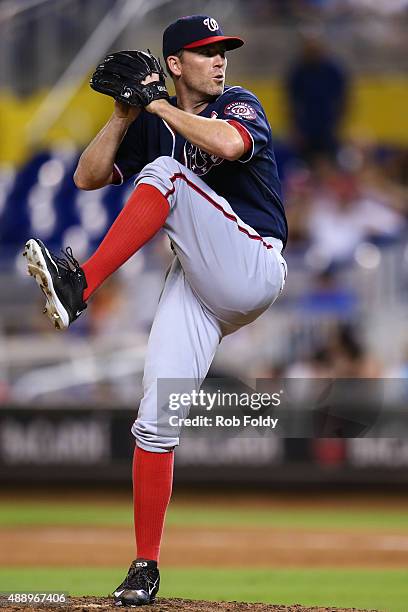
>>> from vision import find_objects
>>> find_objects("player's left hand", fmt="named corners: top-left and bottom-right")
top-left (90, 49), bottom-right (170, 108)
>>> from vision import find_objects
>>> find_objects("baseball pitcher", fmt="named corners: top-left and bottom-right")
top-left (24, 15), bottom-right (288, 606)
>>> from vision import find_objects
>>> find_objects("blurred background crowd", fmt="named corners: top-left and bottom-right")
top-left (0, 0), bottom-right (407, 406)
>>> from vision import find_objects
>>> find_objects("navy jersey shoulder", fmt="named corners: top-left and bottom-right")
top-left (114, 85), bottom-right (287, 246)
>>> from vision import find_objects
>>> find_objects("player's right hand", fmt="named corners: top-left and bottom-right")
top-left (114, 100), bottom-right (141, 123)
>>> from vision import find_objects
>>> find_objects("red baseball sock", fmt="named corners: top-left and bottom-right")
top-left (82, 184), bottom-right (169, 301)
top-left (132, 445), bottom-right (174, 562)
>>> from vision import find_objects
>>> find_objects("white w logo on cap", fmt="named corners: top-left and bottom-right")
top-left (203, 17), bottom-right (219, 31)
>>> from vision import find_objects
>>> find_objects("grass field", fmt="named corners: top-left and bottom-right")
top-left (0, 567), bottom-right (407, 611)
top-left (1, 499), bottom-right (408, 612)
top-left (1, 501), bottom-right (408, 531)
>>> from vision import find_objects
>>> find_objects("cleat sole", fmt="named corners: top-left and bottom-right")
top-left (23, 239), bottom-right (68, 330)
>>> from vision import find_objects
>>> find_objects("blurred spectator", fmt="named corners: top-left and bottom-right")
top-left (286, 322), bottom-right (383, 378)
top-left (304, 166), bottom-right (405, 264)
top-left (329, 323), bottom-right (383, 377)
top-left (285, 31), bottom-right (349, 161)
top-left (282, 164), bottom-right (315, 248)
top-left (298, 268), bottom-right (358, 316)
top-left (286, 346), bottom-right (334, 378)
top-left (284, 152), bottom-right (406, 263)
top-left (359, 146), bottom-right (408, 214)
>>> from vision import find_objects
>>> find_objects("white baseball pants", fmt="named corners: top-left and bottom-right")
top-left (131, 156), bottom-right (287, 452)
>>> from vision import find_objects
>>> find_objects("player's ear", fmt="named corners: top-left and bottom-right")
top-left (166, 54), bottom-right (182, 78)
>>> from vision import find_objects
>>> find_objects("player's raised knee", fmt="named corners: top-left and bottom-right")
top-left (152, 155), bottom-right (184, 172)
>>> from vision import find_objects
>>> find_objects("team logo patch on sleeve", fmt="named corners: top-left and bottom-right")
top-left (224, 101), bottom-right (257, 120)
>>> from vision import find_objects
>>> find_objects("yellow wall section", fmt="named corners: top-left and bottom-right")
top-left (245, 77), bottom-right (408, 145)
top-left (0, 86), bottom-right (114, 166)
top-left (0, 77), bottom-right (406, 166)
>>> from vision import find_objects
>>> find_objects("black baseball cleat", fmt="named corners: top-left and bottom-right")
top-left (23, 238), bottom-right (87, 330)
top-left (113, 559), bottom-right (160, 607)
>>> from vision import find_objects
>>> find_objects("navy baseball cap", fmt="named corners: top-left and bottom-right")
top-left (163, 15), bottom-right (244, 59)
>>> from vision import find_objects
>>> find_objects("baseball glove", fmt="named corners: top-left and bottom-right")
top-left (90, 49), bottom-right (169, 107)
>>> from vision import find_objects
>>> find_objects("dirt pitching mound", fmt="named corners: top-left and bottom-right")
top-left (0, 597), bottom-right (380, 612)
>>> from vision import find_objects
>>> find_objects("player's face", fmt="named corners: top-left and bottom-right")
top-left (179, 43), bottom-right (227, 98)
